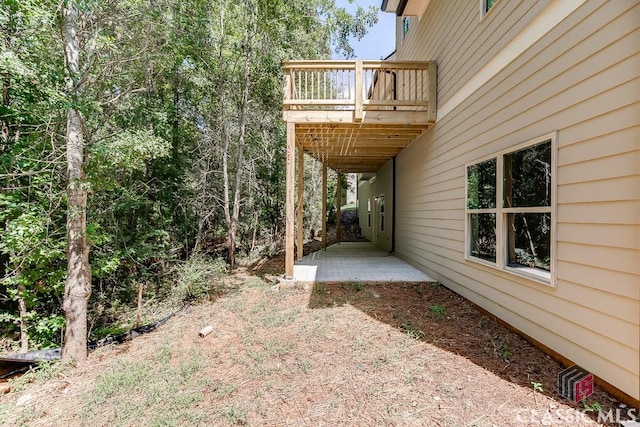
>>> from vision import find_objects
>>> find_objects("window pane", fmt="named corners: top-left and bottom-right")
top-left (467, 158), bottom-right (496, 209)
top-left (403, 17), bottom-right (410, 38)
top-left (504, 141), bottom-right (551, 208)
top-left (470, 213), bottom-right (496, 262)
top-left (506, 213), bottom-right (551, 272)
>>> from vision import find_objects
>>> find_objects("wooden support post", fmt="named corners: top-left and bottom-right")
top-left (296, 146), bottom-right (304, 260)
top-left (321, 162), bottom-right (327, 250)
top-left (354, 60), bottom-right (363, 122)
top-left (285, 122), bottom-right (295, 279)
top-left (336, 171), bottom-right (342, 244)
top-left (426, 60), bottom-right (437, 123)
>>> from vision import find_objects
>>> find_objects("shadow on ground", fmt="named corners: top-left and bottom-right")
top-left (308, 281), bottom-right (618, 419)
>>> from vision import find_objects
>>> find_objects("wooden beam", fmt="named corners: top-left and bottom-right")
top-left (336, 171), bottom-right (342, 244)
top-left (283, 110), bottom-right (431, 125)
top-left (285, 122), bottom-right (295, 279)
top-left (361, 110), bottom-right (430, 124)
top-left (312, 148), bottom-right (402, 157)
top-left (301, 140), bottom-right (407, 148)
top-left (327, 167), bottom-right (379, 173)
top-left (296, 123), bottom-right (428, 130)
top-left (325, 158), bottom-right (389, 166)
top-left (296, 146), bottom-right (304, 260)
top-left (321, 162), bottom-right (327, 250)
top-left (283, 110), bottom-right (352, 123)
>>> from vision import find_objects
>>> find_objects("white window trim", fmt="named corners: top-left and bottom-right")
top-left (464, 132), bottom-right (557, 287)
top-left (480, 0), bottom-right (500, 20)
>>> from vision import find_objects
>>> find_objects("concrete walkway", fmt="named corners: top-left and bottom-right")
top-left (294, 242), bottom-right (435, 283)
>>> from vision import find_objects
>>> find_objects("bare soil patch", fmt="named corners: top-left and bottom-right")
top-left (0, 252), bottom-right (626, 426)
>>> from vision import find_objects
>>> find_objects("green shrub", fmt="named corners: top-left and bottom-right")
top-left (171, 253), bottom-right (228, 302)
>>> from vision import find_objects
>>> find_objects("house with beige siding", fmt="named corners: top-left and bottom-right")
top-left (282, 0), bottom-right (639, 405)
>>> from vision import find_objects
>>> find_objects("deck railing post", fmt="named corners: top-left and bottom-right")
top-left (283, 73), bottom-right (291, 102)
top-left (427, 60), bottom-right (437, 123)
top-left (354, 60), bottom-right (363, 122)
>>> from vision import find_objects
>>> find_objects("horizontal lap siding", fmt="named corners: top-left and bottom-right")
top-left (397, 0), bottom-right (547, 106)
top-left (394, 0), bottom-right (640, 400)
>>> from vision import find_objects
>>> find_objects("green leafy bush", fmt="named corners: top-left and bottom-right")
top-left (171, 254), bottom-right (228, 302)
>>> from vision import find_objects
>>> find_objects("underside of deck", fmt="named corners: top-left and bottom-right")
top-left (294, 123), bottom-right (427, 173)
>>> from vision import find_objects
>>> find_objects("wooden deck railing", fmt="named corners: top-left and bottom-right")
top-left (283, 60), bottom-right (436, 123)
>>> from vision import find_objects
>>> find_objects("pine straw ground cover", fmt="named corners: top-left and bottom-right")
top-left (0, 279), bottom-right (621, 426)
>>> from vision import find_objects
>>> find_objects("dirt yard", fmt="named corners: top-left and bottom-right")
top-left (0, 264), bottom-right (626, 426)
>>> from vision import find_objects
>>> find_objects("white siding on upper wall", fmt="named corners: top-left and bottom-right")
top-left (392, 0), bottom-right (640, 400)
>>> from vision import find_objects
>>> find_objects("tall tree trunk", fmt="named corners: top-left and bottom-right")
top-left (224, 6), bottom-right (254, 269)
top-left (62, 0), bottom-right (91, 362)
top-left (2, 16), bottom-right (27, 352)
top-left (221, 91), bottom-right (233, 265)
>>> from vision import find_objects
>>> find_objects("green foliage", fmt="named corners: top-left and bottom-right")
top-left (405, 328), bottom-right (425, 340)
top-left (171, 254), bottom-right (228, 302)
top-left (351, 281), bottom-right (365, 292)
top-left (0, 0), bottom-right (378, 349)
top-left (90, 130), bottom-right (171, 177)
top-left (582, 399), bottom-right (602, 412)
top-left (428, 305), bottom-right (446, 319)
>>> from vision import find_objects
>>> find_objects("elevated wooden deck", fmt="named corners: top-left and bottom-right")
top-left (282, 60), bottom-right (437, 279)
top-left (283, 60), bottom-right (436, 173)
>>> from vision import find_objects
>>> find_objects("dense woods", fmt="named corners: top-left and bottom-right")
top-left (0, 0), bottom-right (376, 356)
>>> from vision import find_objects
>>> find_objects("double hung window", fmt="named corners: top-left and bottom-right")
top-left (466, 134), bottom-right (555, 284)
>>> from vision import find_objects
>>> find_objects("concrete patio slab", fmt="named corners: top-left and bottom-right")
top-left (294, 242), bottom-right (435, 283)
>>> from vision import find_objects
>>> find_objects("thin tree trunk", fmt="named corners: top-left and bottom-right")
top-left (62, 0), bottom-right (91, 362)
top-left (221, 97), bottom-right (233, 264)
top-left (3, 18), bottom-right (26, 352)
top-left (218, 5), bottom-right (234, 267)
top-left (1, 20), bottom-right (11, 148)
top-left (136, 283), bottom-right (143, 328)
top-left (227, 8), bottom-right (255, 268)
top-left (218, 3), bottom-right (254, 269)
top-left (17, 282), bottom-right (28, 353)
top-left (521, 216), bottom-right (537, 258)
